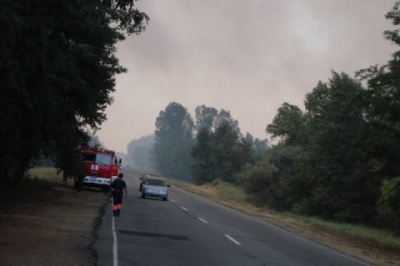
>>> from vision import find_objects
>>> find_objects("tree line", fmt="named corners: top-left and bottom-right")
top-left (131, 2), bottom-right (400, 233)
top-left (147, 103), bottom-right (268, 183)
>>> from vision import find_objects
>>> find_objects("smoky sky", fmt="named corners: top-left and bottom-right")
top-left (97, 0), bottom-right (396, 153)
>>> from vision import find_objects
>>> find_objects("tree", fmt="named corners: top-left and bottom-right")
top-left (214, 109), bottom-right (241, 134)
top-left (191, 127), bottom-right (215, 185)
top-left (0, 0), bottom-right (149, 186)
top-left (194, 105), bottom-right (218, 132)
top-left (266, 144), bottom-right (309, 211)
top-left (302, 72), bottom-right (373, 222)
top-left (252, 137), bottom-right (269, 158)
top-left (237, 133), bottom-right (256, 166)
top-left (153, 102), bottom-right (194, 182)
top-left (356, 1), bottom-right (400, 180)
top-left (354, 0), bottom-right (400, 227)
top-left (266, 102), bottom-right (308, 146)
top-left (194, 105), bottom-right (241, 134)
top-left (193, 105), bottom-right (263, 184)
top-left (209, 122), bottom-right (240, 182)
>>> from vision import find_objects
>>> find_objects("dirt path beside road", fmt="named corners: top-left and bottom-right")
top-left (0, 182), bottom-right (107, 266)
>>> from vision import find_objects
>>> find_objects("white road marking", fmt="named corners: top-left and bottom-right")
top-left (181, 207), bottom-right (188, 212)
top-left (171, 199), bottom-right (176, 203)
top-left (112, 216), bottom-right (118, 266)
top-left (225, 234), bottom-right (241, 246)
top-left (198, 217), bottom-right (208, 224)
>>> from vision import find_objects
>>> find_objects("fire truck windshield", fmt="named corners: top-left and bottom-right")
top-left (96, 154), bottom-right (112, 165)
top-left (82, 153), bottom-right (112, 165)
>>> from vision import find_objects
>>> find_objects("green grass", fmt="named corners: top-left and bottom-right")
top-left (299, 216), bottom-right (400, 250)
top-left (212, 179), bottom-right (247, 202)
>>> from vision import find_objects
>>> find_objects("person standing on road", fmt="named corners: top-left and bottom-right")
top-left (110, 173), bottom-right (127, 217)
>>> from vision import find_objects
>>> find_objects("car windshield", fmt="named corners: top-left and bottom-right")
top-left (146, 178), bottom-right (166, 186)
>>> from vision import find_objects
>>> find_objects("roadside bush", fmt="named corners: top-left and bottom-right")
top-left (238, 160), bottom-right (277, 206)
top-left (377, 177), bottom-right (400, 234)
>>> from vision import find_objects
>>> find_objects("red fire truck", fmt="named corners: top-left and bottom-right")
top-left (79, 145), bottom-right (121, 191)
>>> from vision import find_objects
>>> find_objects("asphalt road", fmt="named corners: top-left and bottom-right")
top-left (94, 168), bottom-right (370, 266)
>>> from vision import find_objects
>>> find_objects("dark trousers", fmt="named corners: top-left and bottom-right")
top-left (112, 190), bottom-right (123, 216)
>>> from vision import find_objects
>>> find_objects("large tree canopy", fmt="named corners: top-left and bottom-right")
top-left (0, 0), bottom-right (149, 184)
top-left (192, 105), bottom-right (265, 184)
top-left (153, 102), bottom-right (194, 182)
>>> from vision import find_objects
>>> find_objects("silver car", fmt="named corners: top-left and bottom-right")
top-left (141, 177), bottom-right (170, 201)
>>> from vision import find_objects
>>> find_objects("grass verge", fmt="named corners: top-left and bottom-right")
top-left (299, 216), bottom-right (400, 250)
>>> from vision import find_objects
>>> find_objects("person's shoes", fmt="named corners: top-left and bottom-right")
top-left (116, 210), bottom-right (121, 216)
top-left (113, 210), bottom-right (117, 216)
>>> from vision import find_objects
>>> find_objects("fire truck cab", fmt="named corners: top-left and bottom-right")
top-left (79, 145), bottom-right (121, 191)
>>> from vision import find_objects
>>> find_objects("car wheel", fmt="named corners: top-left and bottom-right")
top-left (162, 197), bottom-right (167, 201)
top-left (141, 193), bottom-right (145, 199)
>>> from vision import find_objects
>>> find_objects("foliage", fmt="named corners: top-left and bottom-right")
top-left (266, 144), bottom-right (309, 211)
top-left (191, 127), bottom-right (215, 184)
top-left (194, 105), bottom-right (218, 132)
top-left (238, 158), bottom-right (277, 206)
top-left (192, 105), bottom-right (266, 185)
top-left (301, 72), bottom-right (376, 223)
top-left (213, 109), bottom-right (241, 134)
top-left (209, 122), bottom-right (241, 182)
top-left (0, 0), bottom-right (149, 185)
top-left (355, 2), bottom-right (400, 180)
top-left (237, 133), bottom-right (256, 166)
top-left (192, 122), bottom-right (258, 184)
top-left (246, 70), bottom-right (392, 225)
top-left (377, 177), bottom-right (400, 233)
top-left (252, 137), bottom-right (269, 159)
top-left (266, 102), bottom-right (308, 146)
top-left (153, 102), bottom-right (194, 182)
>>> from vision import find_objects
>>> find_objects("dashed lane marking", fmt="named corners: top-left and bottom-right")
top-left (225, 234), bottom-right (241, 246)
top-left (198, 217), bottom-right (208, 224)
